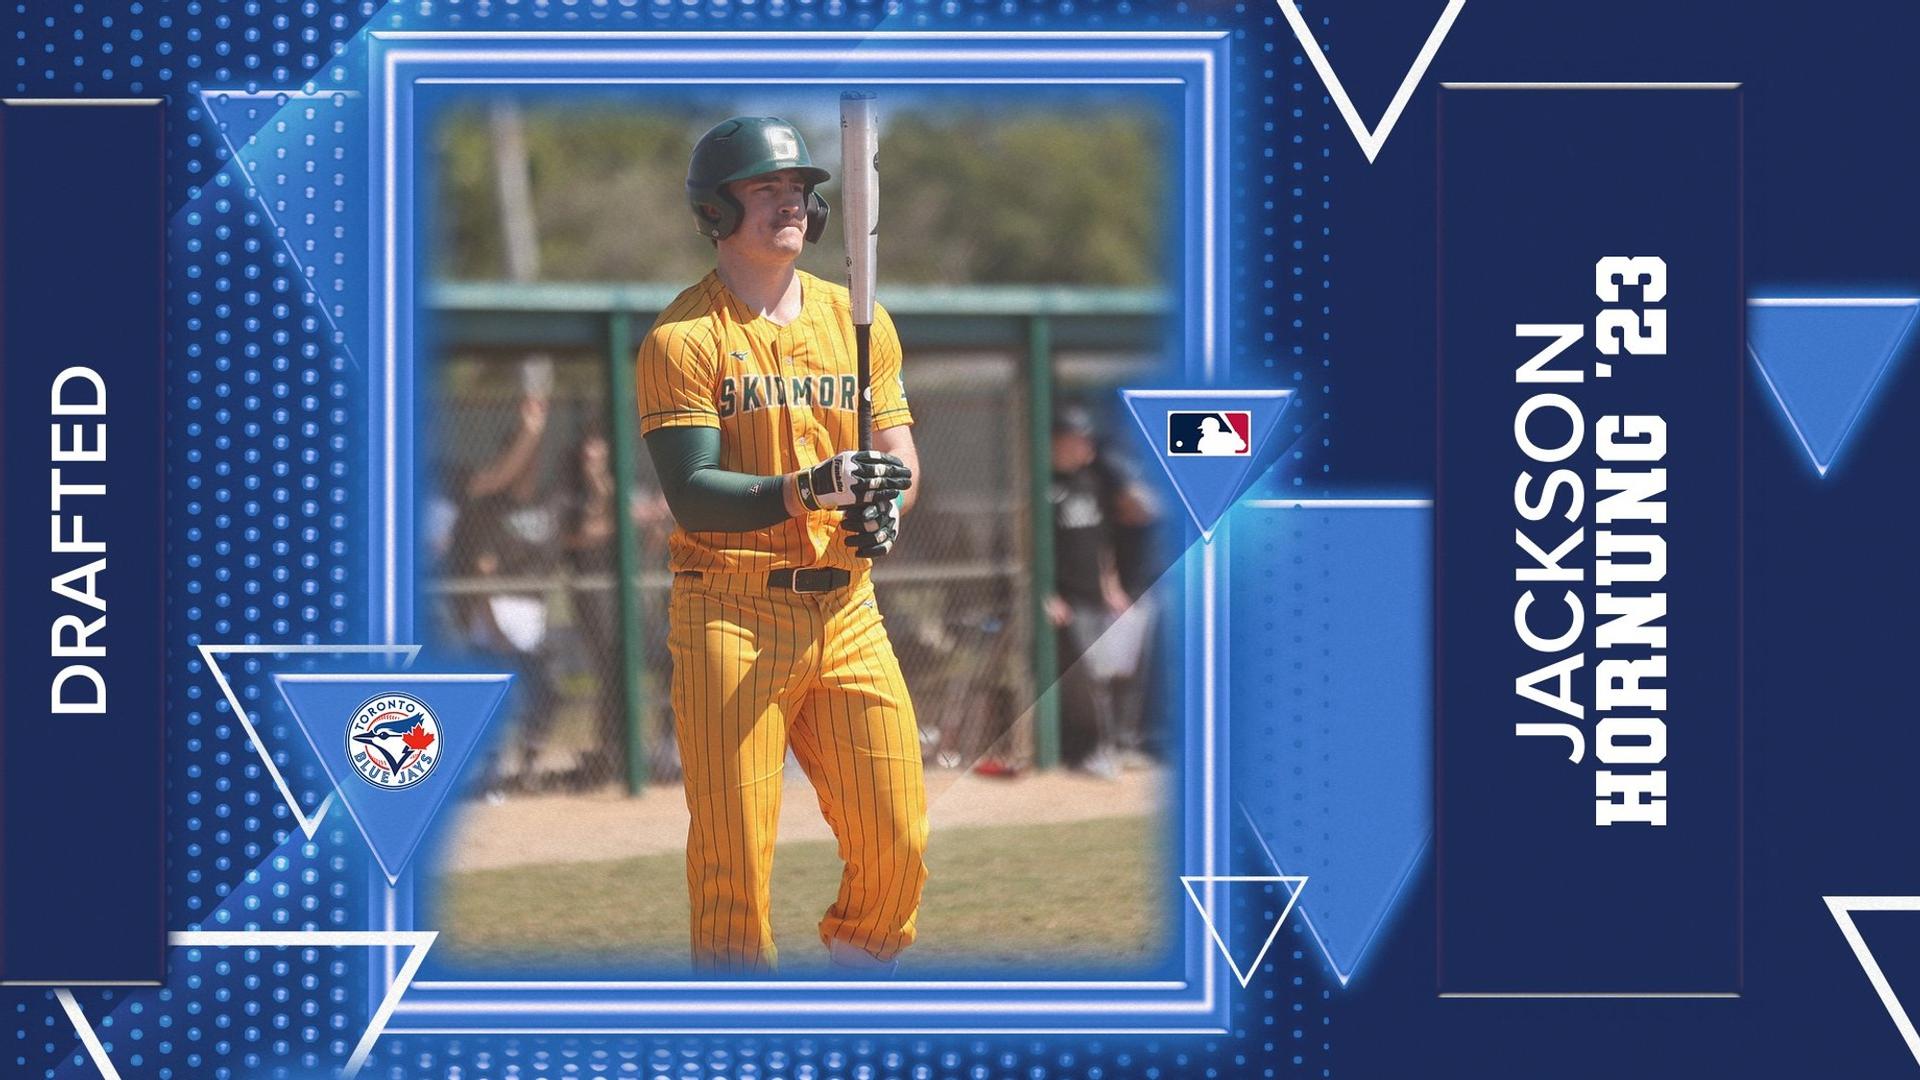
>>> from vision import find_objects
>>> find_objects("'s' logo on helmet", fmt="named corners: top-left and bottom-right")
top-left (765, 128), bottom-right (799, 161)
top-left (347, 693), bottom-right (442, 790)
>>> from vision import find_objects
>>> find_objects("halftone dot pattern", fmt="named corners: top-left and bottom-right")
top-left (9, 1), bottom-right (377, 1079)
top-left (160, 13), bottom-right (374, 1078)
top-left (1226, 871), bottom-right (1333, 1078)
top-left (1236, 0), bottom-right (1336, 497)
top-left (4, 0), bottom-right (1342, 1076)
top-left (43, 947), bottom-right (362, 1080)
top-left (375, 1012), bottom-right (1331, 1080)
top-left (1239, 508), bottom-right (1335, 965)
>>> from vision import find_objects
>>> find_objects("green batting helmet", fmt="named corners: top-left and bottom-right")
top-left (686, 116), bottom-right (832, 242)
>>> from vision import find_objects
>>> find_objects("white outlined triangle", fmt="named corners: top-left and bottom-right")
top-left (56, 931), bottom-right (436, 1080)
top-left (1278, 0), bottom-right (1467, 162)
top-left (198, 644), bottom-right (420, 839)
top-left (1181, 875), bottom-right (1308, 987)
top-left (1827, 896), bottom-right (1920, 1067)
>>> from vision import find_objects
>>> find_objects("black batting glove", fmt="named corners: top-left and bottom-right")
top-left (840, 496), bottom-right (901, 558)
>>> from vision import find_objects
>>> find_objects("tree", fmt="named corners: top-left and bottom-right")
top-left (434, 100), bottom-right (1167, 288)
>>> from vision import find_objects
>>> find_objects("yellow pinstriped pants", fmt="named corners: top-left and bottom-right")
top-left (667, 573), bottom-right (929, 973)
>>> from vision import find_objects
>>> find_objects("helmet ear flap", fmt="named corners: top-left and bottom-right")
top-left (804, 188), bottom-right (830, 244)
top-left (693, 200), bottom-right (722, 238)
top-left (692, 186), bottom-right (745, 240)
top-left (716, 185), bottom-right (745, 240)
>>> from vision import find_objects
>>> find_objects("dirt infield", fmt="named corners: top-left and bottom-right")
top-left (436, 764), bottom-right (1165, 874)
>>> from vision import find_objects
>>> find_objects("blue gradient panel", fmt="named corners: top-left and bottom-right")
top-left (276, 674), bottom-right (511, 885)
top-left (1122, 389), bottom-right (1294, 537)
top-left (1230, 501), bottom-right (1430, 985)
top-left (1435, 87), bottom-right (1742, 994)
top-left (1748, 299), bottom-right (1919, 477)
top-left (0, 100), bottom-right (166, 986)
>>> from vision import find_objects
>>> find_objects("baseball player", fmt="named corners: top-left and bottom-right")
top-left (635, 116), bottom-right (926, 975)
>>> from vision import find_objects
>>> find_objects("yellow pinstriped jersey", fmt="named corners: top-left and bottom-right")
top-left (637, 269), bottom-right (912, 574)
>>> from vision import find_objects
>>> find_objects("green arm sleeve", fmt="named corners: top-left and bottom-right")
top-left (643, 425), bottom-right (795, 533)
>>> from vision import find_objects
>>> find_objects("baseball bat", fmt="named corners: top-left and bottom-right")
top-left (840, 91), bottom-right (879, 451)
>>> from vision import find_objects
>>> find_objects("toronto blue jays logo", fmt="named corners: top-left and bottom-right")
top-left (345, 693), bottom-right (441, 790)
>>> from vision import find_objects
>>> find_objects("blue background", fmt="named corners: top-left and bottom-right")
top-left (5, 0), bottom-right (1920, 1077)
top-left (1314, 2), bottom-right (1920, 1078)
top-left (1432, 87), bottom-right (1742, 994)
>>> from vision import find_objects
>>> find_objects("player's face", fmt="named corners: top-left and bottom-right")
top-left (722, 169), bottom-right (810, 262)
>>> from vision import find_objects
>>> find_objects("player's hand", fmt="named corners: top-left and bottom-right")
top-left (841, 496), bottom-right (900, 558)
top-left (519, 395), bottom-right (550, 434)
top-left (1045, 594), bottom-right (1073, 628)
top-left (801, 451), bottom-right (913, 510)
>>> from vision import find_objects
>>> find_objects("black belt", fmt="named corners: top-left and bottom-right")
top-left (768, 567), bottom-right (851, 594)
top-left (677, 569), bottom-right (851, 594)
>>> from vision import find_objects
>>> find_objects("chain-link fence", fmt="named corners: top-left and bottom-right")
top-left (428, 285), bottom-right (1169, 796)
top-left (429, 340), bottom-right (1050, 793)
top-left (429, 349), bottom-right (668, 793)
top-left (866, 351), bottom-right (1031, 771)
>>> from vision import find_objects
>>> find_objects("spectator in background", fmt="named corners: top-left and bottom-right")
top-left (454, 393), bottom-right (564, 794)
top-left (1047, 404), bottom-right (1155, 779)
top-left (563, 422), bottom-right (627, 785)
top-left (563, 422), bottom-right (685, 786)
top-left (563, 420), bottom-right (689, 787)
top-left (1104, 445), bottom-right (1164, 766)
top-left (427, 459), bottom-right (466, 567)
top-left (629, 485), bottom-right (681, 783)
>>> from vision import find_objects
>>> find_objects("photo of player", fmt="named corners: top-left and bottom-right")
top-left (640, 115), bottom-right (924, 974)
top-left (421, 89), bottom-right (1180, 977)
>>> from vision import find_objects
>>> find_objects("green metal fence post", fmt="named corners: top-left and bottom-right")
top-left (1027, 314), bottom-right (1061, 770)
top-left (607, 309), bottom-right (649, 794)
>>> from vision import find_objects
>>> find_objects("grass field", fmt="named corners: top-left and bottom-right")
top-left (432, 814), bottom-right (1167, 976)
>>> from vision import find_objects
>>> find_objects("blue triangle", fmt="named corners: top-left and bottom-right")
top-left (274, 673), bottom-right (512, 884)
top-left (1749, 298), bottom-right (1919, 477)
top-left (1121, 389), bottom-right (1293, 539)
top-left (1231, 499), bottom-right (1431, 984)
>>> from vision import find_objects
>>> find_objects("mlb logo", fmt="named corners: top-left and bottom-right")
top-left (1166, 410), bottom-right (1252, 456)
